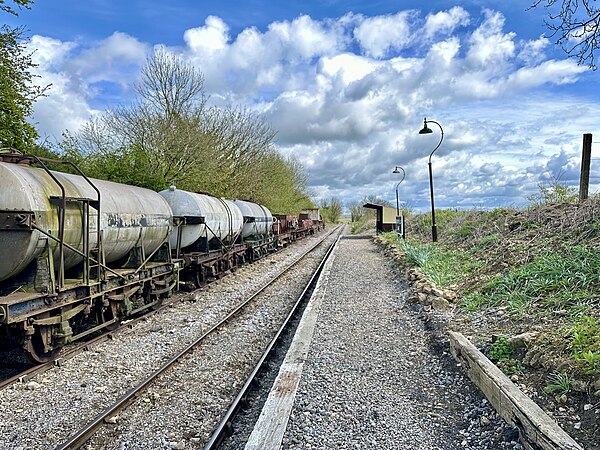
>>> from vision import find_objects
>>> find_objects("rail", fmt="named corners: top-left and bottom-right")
top-left (53, 225), bottom-right (342, 450)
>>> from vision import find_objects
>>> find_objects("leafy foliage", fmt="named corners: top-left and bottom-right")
top-left (0, 25), bottom-right (50, 150)
top-left (488, 336), bottom-right (514, 362)
top-left (320, 197), bottom-right (343, 223)
top-left (567, 316), bottom-right (600, 375)
top-left (485, 336), bottom-right (524, 375)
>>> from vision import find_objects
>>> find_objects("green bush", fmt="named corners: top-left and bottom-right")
top-left (567, 316), bottom-right (600, 375)
top-left (488, 336), bottom-right (514, 362)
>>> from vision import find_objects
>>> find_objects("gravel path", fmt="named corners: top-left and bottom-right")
top-left (279, 233), bottom-right (523, 450)
top-left (0, 231), bottom-right (335, 450)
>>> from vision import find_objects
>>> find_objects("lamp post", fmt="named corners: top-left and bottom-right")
top-left (392, 166), bottom-right (405, 217)
top-left (418, 117), bottom-right (444, 242)
top-left (392, 166), bottom-right (405, 239)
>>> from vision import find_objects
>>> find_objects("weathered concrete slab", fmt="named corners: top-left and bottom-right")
top-left (448, 331), bottom-right (584, 450)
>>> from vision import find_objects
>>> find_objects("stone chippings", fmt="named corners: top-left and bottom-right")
top-left (281, 235), bottom-right (523, 450)
top-left (0, 231), bottom-right (336, 450)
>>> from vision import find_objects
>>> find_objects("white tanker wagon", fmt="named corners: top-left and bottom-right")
top-left (0, 153), bottom-right (177, 362)
top-left (0, 152), bottom-right (320, 363)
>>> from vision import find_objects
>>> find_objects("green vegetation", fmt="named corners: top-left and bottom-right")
top-left (567, 316), bottom-right (600, 375)
top-left (486, 335), bottom-right (524, 376)
top-left (488, 336), bottom-right (514, 362)
top-left (543, 371), bottom-right (571, 395)
top-left (463, 246), bottom-right (600, 317)
top-left (379, 181), bottom-right (600, 388)
top-left (527, 179), bottom-right (578, 206)
top-left (0, 24), bottom-right (50, 150)
top-left (320, 197), bottom-right (343, 223)
top-left (382, 234), bottom-right (481, 287)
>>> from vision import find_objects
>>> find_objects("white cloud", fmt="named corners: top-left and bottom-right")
top-left (423, 6), bottom-right (470, 39)
top-left (319, 54), bottom-right (376, 85)
top-left (24, 8), bottom-right (597, 210)
top-left (466, 9), bottom-right (515, 69)
top-left (354, 12), bottom-right (414, 58)
top-left (518, 36), bottom-right (550, 65)
top-left (30, 35), bottom-right (76, 68)
top-left (184, 15), bottom-right (230, 52)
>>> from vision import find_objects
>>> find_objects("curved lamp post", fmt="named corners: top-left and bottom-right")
top-left (392, 166), bottom-right (405, 217)
top-left (418, 117), bottom-right (444, 242)
top-left (392, 166), bottom-right (405, 239)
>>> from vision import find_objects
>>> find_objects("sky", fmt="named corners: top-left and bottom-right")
top-left (4, 0), bottom-right (600, 211)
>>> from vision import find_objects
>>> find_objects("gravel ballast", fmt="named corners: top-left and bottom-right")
top-left (0, 231), bottom-right (336, 450)
top-left (276, 233), bottom-right (523, 450)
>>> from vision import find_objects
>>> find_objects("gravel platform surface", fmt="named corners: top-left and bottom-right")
top-left (279, 233), bottom-right (523, 450)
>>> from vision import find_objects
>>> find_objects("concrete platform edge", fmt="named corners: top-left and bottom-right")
top-left (244, 237), bottom-right (340, 450)
top-left (448, 331), bottom-right (584, 450)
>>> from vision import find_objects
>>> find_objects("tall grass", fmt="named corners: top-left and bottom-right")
top-left (397, 238), bottom-right (481, 287)
top-left (464, 246), bottom-right (600, 315)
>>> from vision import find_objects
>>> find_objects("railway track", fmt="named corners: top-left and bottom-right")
top-left (203, 228), bottom-right (340, 450)
top-left (0, 228), bottom-right (333, 390)
top-left (0, 279), bottom-right (211, 389)
top-left (0, 226), bottom-right (341, 449)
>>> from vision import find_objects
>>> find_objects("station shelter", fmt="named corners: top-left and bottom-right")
top-left (363, 203), bottom-right (403, 235)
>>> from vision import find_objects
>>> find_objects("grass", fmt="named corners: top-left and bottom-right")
top-left (387, 235), bottom-right (482, 287)
top-left (384, 201), bottom-right (600, 382)
top-left (462, 246), bottom-right (600, 317)
top-left (544, 372), bottom-right (571, 395)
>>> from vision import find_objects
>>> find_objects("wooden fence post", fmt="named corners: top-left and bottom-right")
top-left (579, 133), bottom-right (592, 201)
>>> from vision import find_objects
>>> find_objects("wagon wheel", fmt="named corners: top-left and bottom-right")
top-left (150, 296), bottom-right (163, 311)
top-left (194, 266), bottom-right (207, 288)
top-left (25, 324), bottom-right (59, 363)
top-left (96, 300), bottom-right (120, 331)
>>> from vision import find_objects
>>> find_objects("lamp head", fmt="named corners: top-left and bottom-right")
top-left (392, 166), bottom-right (400, 174)
top-left (419, 117), bottom-right (432, 134)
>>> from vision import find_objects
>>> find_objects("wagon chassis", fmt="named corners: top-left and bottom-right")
top-left (0, 153), bottom-right (180, 362)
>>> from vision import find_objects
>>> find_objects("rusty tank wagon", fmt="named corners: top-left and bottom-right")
top-left (0, 152), bottom-right (323, 363)
top-left (0, 154), bottom-right (178, 362)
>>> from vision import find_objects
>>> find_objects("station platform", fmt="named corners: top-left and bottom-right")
top-left (243, 233), bottom-right (512, 450)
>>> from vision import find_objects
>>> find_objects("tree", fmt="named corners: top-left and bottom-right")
top-left (1, 0), bottom-right (32, 16)
top-left (70, 48), bottom-right (212, 190)
top-left (201, 105), bottom-right (278, 198)
top-left (320, 197), bottom-right (342, 223)
top-left (347, 200), bottom-right (364, 223)
top-left (0, 25), bottom-right (49, 150)
top-left (66, 47), bottom-right (312, 213)
top-left (530, 0), bottom-right (600, 69)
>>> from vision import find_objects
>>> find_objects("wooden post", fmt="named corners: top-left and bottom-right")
top-left (579, 133), bottom-right (592, 201)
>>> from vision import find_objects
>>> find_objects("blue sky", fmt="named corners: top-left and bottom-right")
top-left (5, 0), bottom-right (600, 211)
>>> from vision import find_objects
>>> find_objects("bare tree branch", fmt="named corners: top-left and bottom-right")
top-left (530, 0), bottom-right (600, 69)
